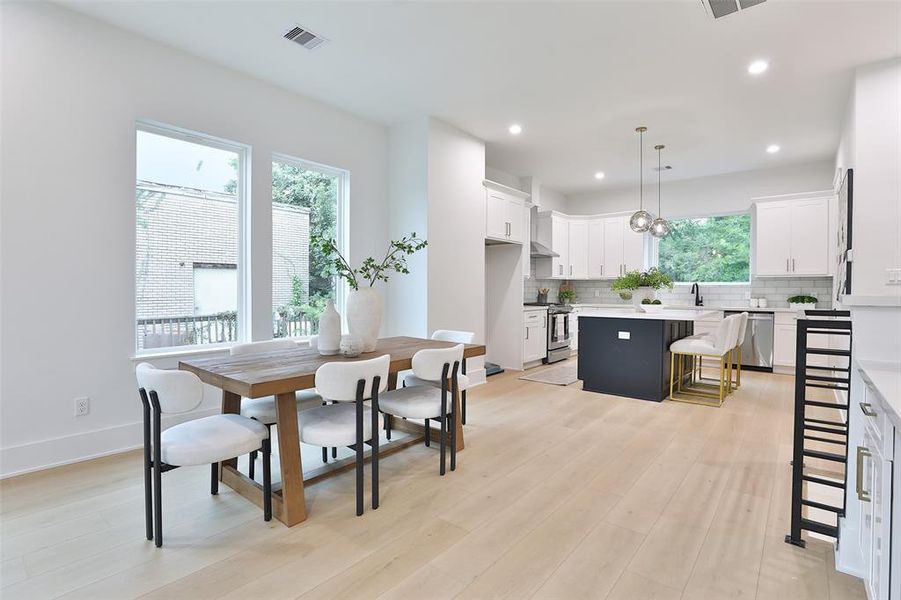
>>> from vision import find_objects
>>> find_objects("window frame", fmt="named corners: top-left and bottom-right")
top-left (134, 119), bottom-right (252, 355)
top-left (270, 152), bottom-right (350, 340)
top-left (651, 209), bottom-right (752, 285)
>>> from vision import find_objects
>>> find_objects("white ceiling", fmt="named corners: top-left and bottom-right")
top-left (61, 0), bottom-right (900, 194)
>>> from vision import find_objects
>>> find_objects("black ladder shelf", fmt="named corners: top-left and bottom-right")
top-left (785, 310), bottom-right (852, 548)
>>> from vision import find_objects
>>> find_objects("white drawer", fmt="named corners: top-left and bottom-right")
top-left (775, 312), bottom-right (799, 326)
top-left (523, 310), bottom-right (546, 325)
top-left (858, 369), bottom-right (896, 458)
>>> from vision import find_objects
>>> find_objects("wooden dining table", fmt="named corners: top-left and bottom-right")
top-left (179, 336), bottom-right (486, 526)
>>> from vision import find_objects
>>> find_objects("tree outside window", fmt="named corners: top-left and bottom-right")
top-left (657, 214), bottom-right (750, 283)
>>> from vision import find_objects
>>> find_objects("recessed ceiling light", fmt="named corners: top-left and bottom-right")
top-left (594, 171), bottom-right (605, 180)
top-left (508, 124), bottom-right (522, 135)
top-left (748, 60), bottom-right (769, 75)
top-left (766, 144), bottom-right (780, 154)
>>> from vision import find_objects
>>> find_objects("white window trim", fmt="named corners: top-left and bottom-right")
top-left (650, 211), bottom-right (752, 286)
top-left (271, 152), bottom-right (350, 339)
top-left (135, 119), bottom-right (252, 353)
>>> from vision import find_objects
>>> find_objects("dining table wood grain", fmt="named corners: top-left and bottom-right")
top-left (179, 336), bottom-right (486, 526)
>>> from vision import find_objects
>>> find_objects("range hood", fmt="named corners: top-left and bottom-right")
top-left (530, 241), bottom-right (558, 258)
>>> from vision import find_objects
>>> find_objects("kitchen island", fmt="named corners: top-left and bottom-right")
top-left (577, 309), bottom-right (718, 401)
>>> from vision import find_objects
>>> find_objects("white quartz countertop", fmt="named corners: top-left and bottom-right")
top-left (578, 308), bottom-right (720, 321)
top-left (857, 359), bottom-right (901, 427)
top-left (571, 303), bottom-right (803, 314)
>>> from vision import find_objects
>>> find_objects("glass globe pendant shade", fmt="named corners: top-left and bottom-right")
top-left (649, 217), bottom-right (671, 238)
top-left (629, 210), bottom-right (653, 232)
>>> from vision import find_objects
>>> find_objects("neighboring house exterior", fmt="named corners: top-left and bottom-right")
top-left (136, 181), bottom-right (309, 348)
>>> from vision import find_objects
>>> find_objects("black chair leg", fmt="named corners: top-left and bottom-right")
top-left (248, 450), bottom-right (257, 480)
top-left (262, 438), bottom-right (272, 521)
top-left (424, 418), bottom-right (430, 447)
top-left (143, 447), bottom-right (153, 541)
top-left (385, 414), bottom-right (392, 440)
top-left (439, 413), bottom-right (446, 476)
top-left (322, 447), bottom-right (328, 463)
top-left (211, 463), bottom-right (219, 495)
top-left (450, 414), bottom-right (456, 472)
top-left (153, 457), bottom-right (162, 547)
top-left (462, 390), bottom-right (467, 425)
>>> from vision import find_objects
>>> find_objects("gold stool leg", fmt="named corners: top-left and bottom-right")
top-left (719, 357), bottom-right (726, 405)
top-left (670, 352), bottom-right (676, 399)
top-left (736, 347), bottom-right (742, 388)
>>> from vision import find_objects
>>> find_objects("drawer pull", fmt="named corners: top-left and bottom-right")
top-left (860, 402), bottom-right (877, 417)
top-left (856, 446), bottom-right (872, 502)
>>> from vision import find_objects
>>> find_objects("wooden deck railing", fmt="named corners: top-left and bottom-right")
top-left (137, 313), bottom-right (315, 349)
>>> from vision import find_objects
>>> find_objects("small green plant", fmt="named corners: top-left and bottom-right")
top-left (314, 232), bottom-right (427, 291)
top-left (641, 298), bottom-right (664, 305)
top-left (787, 295), bottom-right (817, 304)
top-left (652, 299), bottom-right (662, 305)
top-left (558, 289), bottom-right (577, 303)
top-left (611, 267), bottom-right (674, 292)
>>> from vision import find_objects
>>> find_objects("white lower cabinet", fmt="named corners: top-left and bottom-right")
top-left (848, 368), bottom-right (895, 600)
top-left (773, 312), bottom-right (831, 368)
top-left (522, 309), bottom-right (547, 365)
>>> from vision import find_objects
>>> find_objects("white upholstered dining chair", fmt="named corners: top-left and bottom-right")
top-left (669, 314), bottom-right (741, 407)
top-left (229, 339), bottom-right (324, 478)
top-left (136, 363), bottom-right (272, 548)
top-left (381, 344), bottom-right (463, 475)
top-left (402, 329), bottom-right (474, 426)
top-left (298, 354), bottom-right (390, 516)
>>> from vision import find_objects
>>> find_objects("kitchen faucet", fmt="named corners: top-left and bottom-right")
top-left (690, 283), bottom-right (703, 307)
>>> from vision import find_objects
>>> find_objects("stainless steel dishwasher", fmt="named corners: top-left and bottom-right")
top-left (724, 310), bottom-right (774, 371)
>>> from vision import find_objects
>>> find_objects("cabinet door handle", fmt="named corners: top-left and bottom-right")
top-left (558, 264), bottom-right (563, 276)
top-left (600, 264), bottom-right (604, 276)
top-left (525, 326), bottom-right (529, 340)
top-left (860, 402), bottom-right (877, 417)
top-left (570, 265), bottom-right (573, 275)
top-left (786, 258), bottom-right (789, 272)
top-left (856, 446), bottom-right (872, 502)
top-left (792, 258), bottom-right (796, 272)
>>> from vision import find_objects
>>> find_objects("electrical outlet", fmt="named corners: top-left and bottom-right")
top-left (74, 396), bottom-right (90, 417)
top-left (744, 291), bottom-right (752, 300)
top-left (594, 290), bottom-right (600, 297)
top-left (887, 268), bottom-right (901, 285)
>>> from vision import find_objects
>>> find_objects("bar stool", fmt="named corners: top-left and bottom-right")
top-left (693, 312), bottom-right (749, 390)
top-left (669, 314), bottom-right (741, 407)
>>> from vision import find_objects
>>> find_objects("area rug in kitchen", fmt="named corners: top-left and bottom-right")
top-left (519, 362), bottom-right (579, 386)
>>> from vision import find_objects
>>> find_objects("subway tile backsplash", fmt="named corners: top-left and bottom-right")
top-left (524, 264), bottom-right (833, 309)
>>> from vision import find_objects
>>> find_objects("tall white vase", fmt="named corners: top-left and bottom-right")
top-left (346, 288), bottom-right (382, 352)
top-left (632, 287), bottom-right (656, 307)
top-left (317, 301), bottom-right (341, 355)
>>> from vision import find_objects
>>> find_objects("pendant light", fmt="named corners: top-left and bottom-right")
top-left (649, 144), bottom-right (671, 238)
top-left (629, 126), bottom-right (653, 232)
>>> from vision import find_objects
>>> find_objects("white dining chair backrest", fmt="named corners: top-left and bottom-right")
top-left (711, 315), bottom-right (739, 355)
top-left (314, 354), bottom-right (390, 402)
top-left (412, 344), bottom-right (464, 382)
top-left (136, 363), bottom-right (204, 414)
top-left (722, 315), bottom-right (742, 354)
top-left (736, 312), bottom-right (749, 346)
top-left (431, 330), bottom-right (475, 344)
top-left (230, 338), bottom-right (297, 356)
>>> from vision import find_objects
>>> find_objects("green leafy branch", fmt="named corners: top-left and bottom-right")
top-left (313, 233), bottom-right (427, 291)
top-left (611, 267), bottom-right (674, 292)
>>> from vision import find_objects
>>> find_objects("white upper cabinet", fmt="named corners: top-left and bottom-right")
top-left (753, 196), bottom-right (830, 277)
top-left (484, 181), bottom-right (529, 245)
top-left (536, 211), bottom-right (645, 279)
top-left (587, 219), bottom-right (605, 278)
top-left (568, 220), bottom-right (589, 279)
top-left (602, 216), bottom-right (625, 278)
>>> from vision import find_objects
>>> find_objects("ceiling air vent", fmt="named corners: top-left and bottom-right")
top-left (700, 0), bottom-right (766, 20)
top-left (284, 25), bottom-right (328, 50)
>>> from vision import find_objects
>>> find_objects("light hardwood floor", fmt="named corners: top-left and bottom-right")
top-left (0, 364), bottom-right (866, 599)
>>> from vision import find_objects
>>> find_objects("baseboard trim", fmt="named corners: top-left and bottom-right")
top-left (467, 367), bottom-right (487, 387)
top-left (0, 407), bottom-right (219, 479)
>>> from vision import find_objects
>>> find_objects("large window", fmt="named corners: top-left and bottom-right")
top-left (135, 123), bottom-right (247, 351)
top-left (271, 155), bottom-right (346, 338)
top-left (657, 214), bottom-right (751, 283)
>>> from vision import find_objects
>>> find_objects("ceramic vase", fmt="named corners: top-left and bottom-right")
top-left (317, 301), bottom-right (341, 355)
top-left (346, 287), bottom-right (382, 352)
top-left (339, 334), bottom-right (364, 358)
top-left (631, 287), bottom-right (656, 307)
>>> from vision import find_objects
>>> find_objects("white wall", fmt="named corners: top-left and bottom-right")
top-left (426, 119), bottom-right (486, 345)
top-left (386, 119), bottom-right (429, 337)
top-left (0, 3), bottom-right (389, 476)
top-left (836, 58), bottom-right (901, 297)
top-left (566, 161), bottom-right (835, 217)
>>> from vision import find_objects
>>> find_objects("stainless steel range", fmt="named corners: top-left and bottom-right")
top-left (524, 302), bottom-right (573, 364)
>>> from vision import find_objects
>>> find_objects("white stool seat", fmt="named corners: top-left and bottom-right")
top-left (299, 403), bottom-right (382, 448)
top-left (160, 414), bottom-right (269, 467)
top-left (380, 385), bottom-right (452, 420)
top-left (402, 373), bottom-right (470, 391)
top-left (670, 336), bottom-right (722, 356)
top-left (241, 389), bottom-right (323, 424)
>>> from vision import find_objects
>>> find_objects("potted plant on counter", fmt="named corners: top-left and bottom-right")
top-left (558, 282), bottom-right (576, 305)
top-left (787, 294), bottom-right (818, 311)
top-left (612, 267), bottom-right (674, 307)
